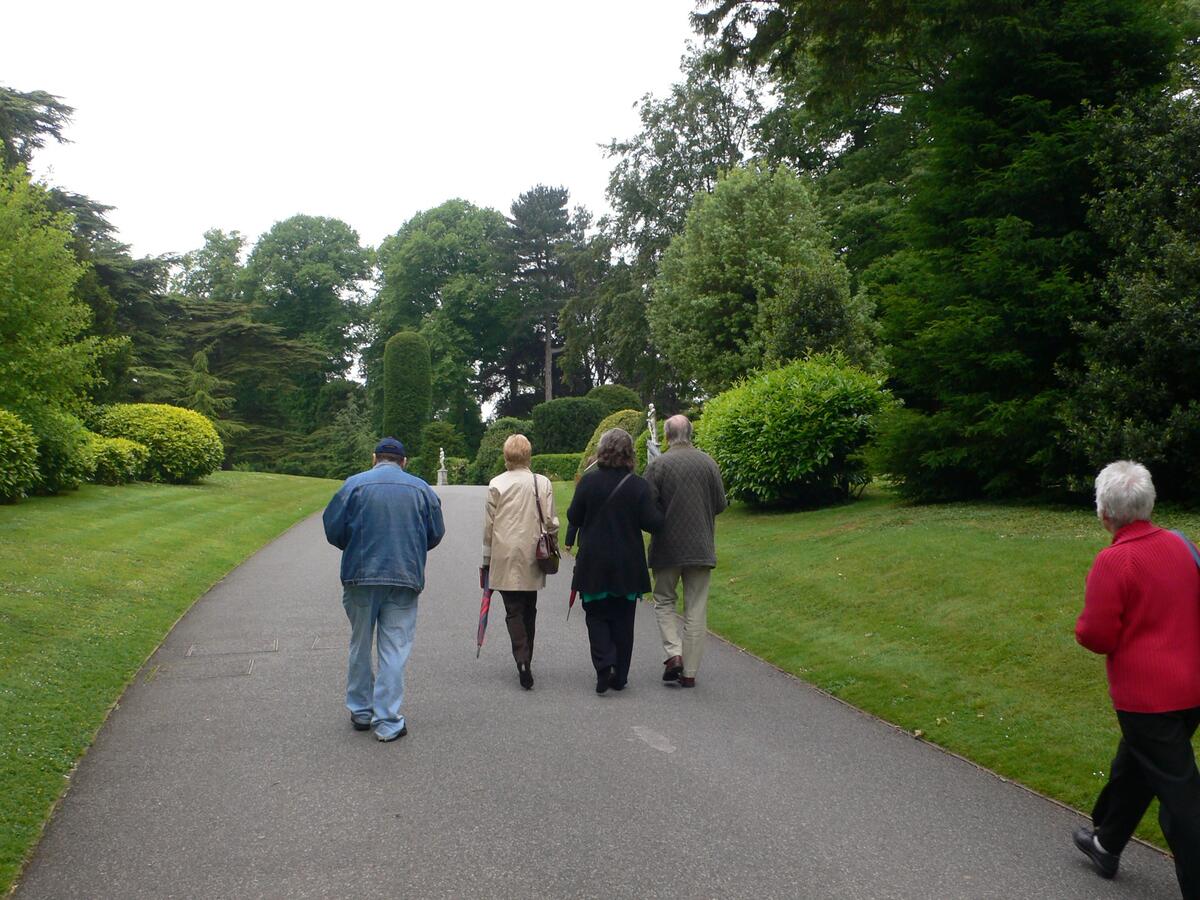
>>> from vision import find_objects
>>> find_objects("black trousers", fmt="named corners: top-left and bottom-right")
top-left (583, 595), bottom-right (637, 687)
top-left (500, 590), bottom-right (537, 666)
top-left (1092, 706), bottom-right (1200, 898)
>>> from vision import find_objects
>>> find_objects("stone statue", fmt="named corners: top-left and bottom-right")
top-left (646, 403), bottom-right (661, 462)
top-left (436, 447), bottom-right (448, 486)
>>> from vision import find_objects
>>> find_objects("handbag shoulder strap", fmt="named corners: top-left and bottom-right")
top-left (1170, 529), bottom-right (1200, 569)
top-left (532, 473), bottom-right (548, 529)
top-left (596, 472), bottom-right (633, 514)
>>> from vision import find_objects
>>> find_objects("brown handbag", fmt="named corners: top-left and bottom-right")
top-left (533, 474), bottom-right (560, 574)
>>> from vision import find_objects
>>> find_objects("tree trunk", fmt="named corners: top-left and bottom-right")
top-left (544, 313), bottom-right (554, 402)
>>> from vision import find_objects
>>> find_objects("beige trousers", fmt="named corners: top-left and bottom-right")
top-left (651, 566), bottom-right (712, 678)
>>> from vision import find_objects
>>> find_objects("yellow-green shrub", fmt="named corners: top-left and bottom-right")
top-left (96, 403), bottom-right (223, 484)
top-left (532, 453), bottom-right (583, 481)
top-left (0, 409), bottom-right (38, 501)
top-left (86, 433), bottom-right (150, 485)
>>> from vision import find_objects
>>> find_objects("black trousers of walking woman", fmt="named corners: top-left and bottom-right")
top-left (1092, 706), bottom-right (1200, 898)
top-left (583, 595), bottom-right (637, 688)
top-left (500, 590), bottom-right (537, 666)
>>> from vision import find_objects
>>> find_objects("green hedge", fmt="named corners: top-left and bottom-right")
top-left (86, 434), bottom-right (149, 485)
top-left (532, 453), bottom-right (583, 481)
top-left (586, 384), bottom-right (643, 418)
top-left (96, 403), bottom-right (224, 484)
top-left (531, 397), bottom-right (606, 454)
top-left (25, 407), bottom-right (95, 494)
top-left (696, 355), bottom-right (889, 507)
top-left (469, 417), bottom-right (532, 484)
top-left (0, 409), bottom-right (38, 502)
top-left (578, 409), bottom-right (647, 478)
top-left (382, 331), bottom-right (432, 455)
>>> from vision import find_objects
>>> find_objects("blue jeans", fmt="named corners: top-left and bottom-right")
top-left (343, 585), bottom-right (419, 739)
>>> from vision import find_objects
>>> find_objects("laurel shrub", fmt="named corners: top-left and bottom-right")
top-left (696, 355), bottom-right (890, 507)
top-left (86, 434), bottom-right (150, 485)
top-left (0, 409), bottom-right (38, 501)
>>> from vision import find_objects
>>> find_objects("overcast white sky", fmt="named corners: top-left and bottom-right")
top-left (8, 1), bottom-right (699, 259)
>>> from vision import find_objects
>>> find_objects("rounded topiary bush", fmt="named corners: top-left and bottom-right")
top-left (586, 384), bottom-right (643, 418)
top-left (469, 417), bottom-right (533, 484)
top-left (0, 409), bottom-right (38, 502)
top-left (696, 355), bottom-right (890, 507)
top-left (577, 409), bottom-right (647, 478)
top-left (25, 407), bottom-right (95, 494)
top-left (530, 397), bottom-right (606, 454)
top-left (86, 433), bottom-right (150, 485)
top-left (96, 403), bottom-right (224, 484)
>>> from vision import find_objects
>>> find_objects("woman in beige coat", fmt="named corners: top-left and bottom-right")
top-left (482, 434), bottom-right (559, 690)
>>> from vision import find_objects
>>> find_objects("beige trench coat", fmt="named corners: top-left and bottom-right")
top-left (482, 467), bottom-right (560, 591)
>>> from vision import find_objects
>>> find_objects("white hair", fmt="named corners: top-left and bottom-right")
top-left (1095, 460), bottom-right (1155, 529)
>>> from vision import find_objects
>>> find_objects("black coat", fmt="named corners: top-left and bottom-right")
top-left (566, 466), bottom-right (664, 595)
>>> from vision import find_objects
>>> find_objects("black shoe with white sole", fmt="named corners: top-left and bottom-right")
top-left (1072, 826), bottom-right (1119, 879)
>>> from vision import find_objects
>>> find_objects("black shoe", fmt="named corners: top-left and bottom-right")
top-left (1073, 826), bottom-right (1119, 878)
top-left (609, 674), bottom-right (627, 691)
top-left (662, 655), bottom-right (683, 682)
top-left (350, 714), bottom-right (371, 732)
top-left (376, 724), bottom-right (408, 743)
top-left (518, 663), bottom-right (534, 690)
top-left (596, 665), bottom-right (614, 694)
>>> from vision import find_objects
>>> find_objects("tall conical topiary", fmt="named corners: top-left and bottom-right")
top-left (382, 331), bottom-right (431, 455)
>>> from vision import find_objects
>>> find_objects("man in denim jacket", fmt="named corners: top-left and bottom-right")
top-left (323, 438), bottom-right (445, 742)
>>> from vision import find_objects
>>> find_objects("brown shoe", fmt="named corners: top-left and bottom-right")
top-left (679, 676), bottom-right (696, 688)
top-left (662, 656), bottom-right (683, 682)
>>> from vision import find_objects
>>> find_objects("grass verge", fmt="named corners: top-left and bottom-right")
top-left (0, 470), bottom-right (338, 893)
top-left (553, 480), bottom-right (1198, 848)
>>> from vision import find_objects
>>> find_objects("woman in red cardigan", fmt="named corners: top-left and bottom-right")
top-left (1073, 460), bottom-right (1200, 897)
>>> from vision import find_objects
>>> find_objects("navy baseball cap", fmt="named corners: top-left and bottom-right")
top-left (374, 437), bottom-right (407, 456)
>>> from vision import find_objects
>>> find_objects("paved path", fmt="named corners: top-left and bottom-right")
top-left (15, 486), bottom-right (1181, 899)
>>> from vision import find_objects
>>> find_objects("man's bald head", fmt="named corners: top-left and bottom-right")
top-left (663, 414), bottom-right (693, 446)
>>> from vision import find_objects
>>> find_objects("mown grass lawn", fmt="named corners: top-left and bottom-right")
top-left (0, 471), bottom-right (338, 894)
top-left (553, 480), bottom-right (1200, 848)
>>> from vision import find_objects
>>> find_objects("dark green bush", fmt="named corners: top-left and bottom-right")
top-left (25, 407), bottom-right (95, 494)
top-left (0, 409), bottom-right (38, 501)
top-left (421, 420), bottom-right (466, 461)
top-left (86, 433), bottom-right (149, 485)
top-left (532, 453), bottom-right (584, 481)
top-left (382, 331), bottom-right (432, 455)
top-left (578, 409), bottom-right (647, 478)
top-left (696, 355), bottom-right (890, 507)
top-left (469, 417), bottom-right (533, 484)
top-left (96, 403), bottom-right (224, 484)
top-left (530, 397), bottom-right (606, 454)
top-left (445, 456), bottom-right (470, 485)
top-left (586, 384), bottom-right (643, 418)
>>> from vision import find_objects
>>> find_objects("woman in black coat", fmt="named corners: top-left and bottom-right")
top-left (565, 428), bottom-right (664, 693)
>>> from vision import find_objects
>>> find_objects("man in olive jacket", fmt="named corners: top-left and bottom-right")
top-left (644, 415), bottom-right (727, 687)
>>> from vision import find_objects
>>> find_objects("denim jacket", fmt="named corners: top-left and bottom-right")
top-left (322, 462), bottom-right (446, 590)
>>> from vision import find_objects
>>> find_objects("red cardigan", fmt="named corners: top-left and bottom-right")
top-left (1076, 520), bottom-right (1200, 713)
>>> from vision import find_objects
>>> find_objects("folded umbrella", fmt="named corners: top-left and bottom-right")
top-left (476, 567), bottom-right (493, 658)
top-left (566, 589), bottom-right (577, 622)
